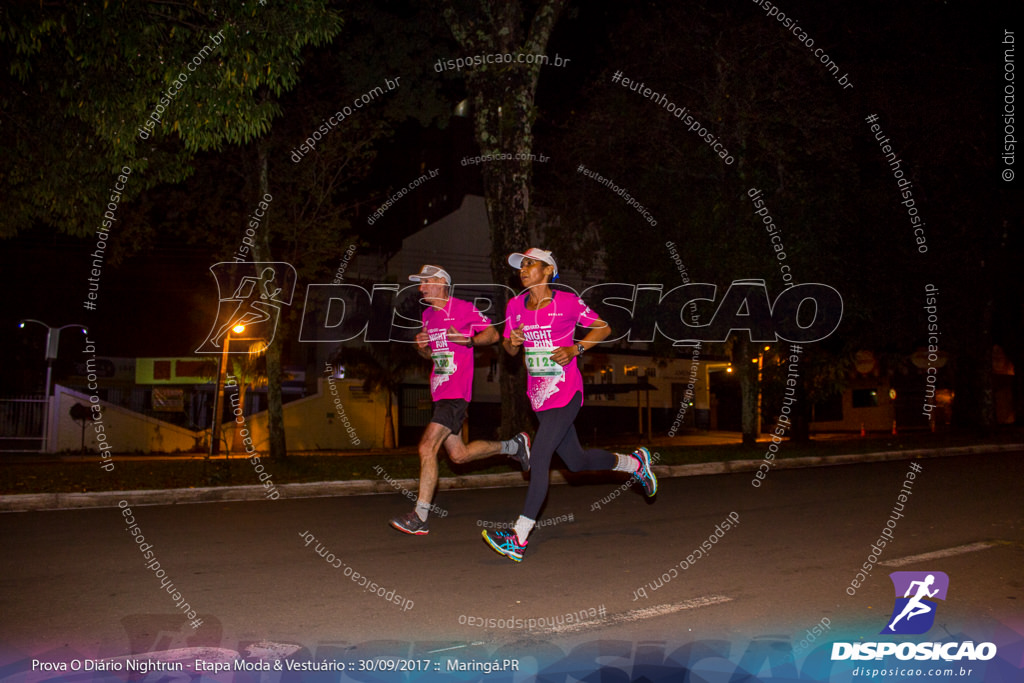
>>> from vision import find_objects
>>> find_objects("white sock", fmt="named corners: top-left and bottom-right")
top-left (500, 439), bottom-right (517, 455)
top-left (514, 516), bottom-right (535, 544)
top-left (415, 500), bottom-right (431, 522)
top-left (613, 453), bottom-right (639, 473)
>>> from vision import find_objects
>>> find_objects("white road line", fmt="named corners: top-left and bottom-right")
top-left (244, 641), bottom-right (303, 660)
top-left (880, 542), bottom-right (998, 567)
top-left (543, 595), bottom-right (733, 634)
top-left (427, 641), bottom-right (487, 654)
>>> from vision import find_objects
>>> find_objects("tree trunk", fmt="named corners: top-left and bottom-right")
top-left (230, 382), bottom-right (247, 453)
top-left (737, 336), bottom-right (759, 446)
top-left (791, 362), bottom-right (811, 442)
top-left (254, 142), bottom-right (288, 460)
top-left (383, 390), bottom-right (396, 449)
top-left (952, 295), bottom-right (995, 433)
top-left (474, 55), bottom-right (544, 440)
top-left (1005, 340), bottom-right (1024, 425)
top-left (441, 0), bottom-right (568, 440)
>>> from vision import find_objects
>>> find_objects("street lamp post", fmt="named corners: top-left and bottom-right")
top-left (208, 324), bottom-right (267, 460)
top-left (17, 320), bottom-right (88, 452)
top-left (208, 324), bottom-right (246, 459)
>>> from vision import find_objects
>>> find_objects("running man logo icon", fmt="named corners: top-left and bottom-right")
top-left (881, 571), bottom-right (949, 635)
top-left (196, 262), bottom-right (297, 354)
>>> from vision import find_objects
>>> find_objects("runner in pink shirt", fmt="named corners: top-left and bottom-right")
top-left (389, 265), bottom-right (531, 536)
top-left (482, 249), bottom-right (658, 561)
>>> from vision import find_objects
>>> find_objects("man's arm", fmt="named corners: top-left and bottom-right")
top-left (415, 331), bottom-right (432, 359)
top-left (447, 325), bottom-right (499, 347)
top-left (471, 326), bottom-right (499, 347)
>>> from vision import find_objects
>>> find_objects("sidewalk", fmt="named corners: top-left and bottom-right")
top-left (2, 439), bottom-right (1018, 513)
top-left (1, 430), bottom-right (747, 464)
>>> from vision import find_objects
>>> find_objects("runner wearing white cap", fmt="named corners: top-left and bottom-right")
top-left (481, 249), bottom-right (657, 561)
top-left (389, 264), bottom-right (531, 535)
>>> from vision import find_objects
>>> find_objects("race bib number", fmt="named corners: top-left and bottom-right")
top-left (431, 351), bottom-right (455, 376)
top-left (524, 347), bottom-right (563, 377)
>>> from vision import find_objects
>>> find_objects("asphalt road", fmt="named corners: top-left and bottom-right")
top-left (1, 451), bottom-right (1022, 676)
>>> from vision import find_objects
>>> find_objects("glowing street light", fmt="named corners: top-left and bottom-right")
top-left (208, 323), bottom-right (264, 459)
top-left (209, 324), bottom-right (245, 458)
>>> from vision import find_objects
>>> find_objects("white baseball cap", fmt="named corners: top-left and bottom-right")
top-left (508, 248), bottom-right (558, 277)
top-left (408, 264), bottom-right (451, 284)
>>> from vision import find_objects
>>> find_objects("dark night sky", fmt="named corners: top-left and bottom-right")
top-left (1, 0), bottom-right (1018, 394)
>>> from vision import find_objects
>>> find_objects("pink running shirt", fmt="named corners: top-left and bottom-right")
top-left (422, 297), bottom-right (492, 401)
top-left (504, 290), bottom-right (600, 411)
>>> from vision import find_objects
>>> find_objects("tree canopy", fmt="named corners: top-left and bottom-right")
top-left (1, 0), bottom-right (342, 237)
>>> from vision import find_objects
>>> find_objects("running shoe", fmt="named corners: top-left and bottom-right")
top-left (509, 432), bottom-right (531, 471)
top-left (390, 511), bottom-right (429, 535)
top-left (631, 447), bottom-right (658, 497)
top-left (482, 529), bottom-right (527, 562)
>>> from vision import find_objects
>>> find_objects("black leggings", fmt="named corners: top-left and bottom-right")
top-left (522, 392), bottom-right (616, 520)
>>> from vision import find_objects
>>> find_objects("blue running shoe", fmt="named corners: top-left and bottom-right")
top-left (482, 529), bottom-right (526, 562)
top-left (631, 447), bottom-right (658, 497)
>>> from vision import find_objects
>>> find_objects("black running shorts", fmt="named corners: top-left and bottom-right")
top-left (430, 399), bottom-right (468, 434)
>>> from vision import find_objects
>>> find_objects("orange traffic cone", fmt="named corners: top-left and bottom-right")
top-left (860, 423), bottom-right (866, 437)
top-left (891, 420), bottom-right (898, 436)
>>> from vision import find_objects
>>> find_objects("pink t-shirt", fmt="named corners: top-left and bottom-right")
top-left (504, 289), bottom-right (601, 411)
top-left (422, 297), bottom-right (492, 401)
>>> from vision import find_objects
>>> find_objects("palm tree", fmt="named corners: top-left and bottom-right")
top-left (332, 343), bottom-right (422, 449)
top-left (195, 337), bottom-right (269, 454)
top-left (228, 340), bottom-right (269, 452)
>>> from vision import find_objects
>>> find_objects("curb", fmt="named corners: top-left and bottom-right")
top-left (1, 443), bottom-right (1019, 513)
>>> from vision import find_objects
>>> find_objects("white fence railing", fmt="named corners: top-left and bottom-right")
top-left (0, 396), bottom-right (47, 452)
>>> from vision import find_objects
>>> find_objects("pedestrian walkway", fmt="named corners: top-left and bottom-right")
top-left (1, 430), bottom-right (837, 464)
top-left (1, 440), bottom-right (1017, 513)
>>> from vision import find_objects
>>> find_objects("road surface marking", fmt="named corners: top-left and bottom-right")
top-left (99, 647), bottom-right (239, 668)
top-left (880, 542), bottom-right (997, 567)
top-left (543, 595), bottom-right (733, 634)
top-left (427, 641), bottom-right (487, 654)
top-left (244, 641), bottom-right (303, 660)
